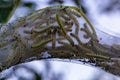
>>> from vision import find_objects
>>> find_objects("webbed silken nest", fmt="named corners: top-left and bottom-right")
top-left (1, 5), bottom-right (115, 71)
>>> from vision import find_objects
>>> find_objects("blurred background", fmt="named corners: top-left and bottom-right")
top-left (0, 0), bottom-right (120, 80)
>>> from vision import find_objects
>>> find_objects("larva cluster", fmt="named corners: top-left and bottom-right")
top-left (0, 5), bottom-right (113, 71)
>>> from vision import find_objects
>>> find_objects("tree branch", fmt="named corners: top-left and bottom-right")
top-left (0, 5), bottom-right (120, 76)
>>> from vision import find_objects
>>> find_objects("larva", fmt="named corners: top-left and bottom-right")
top-left (31, 38), bottom-right (53, 48)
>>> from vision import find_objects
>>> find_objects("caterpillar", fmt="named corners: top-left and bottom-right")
top-left (0, 5), bottom-right (113, 71)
